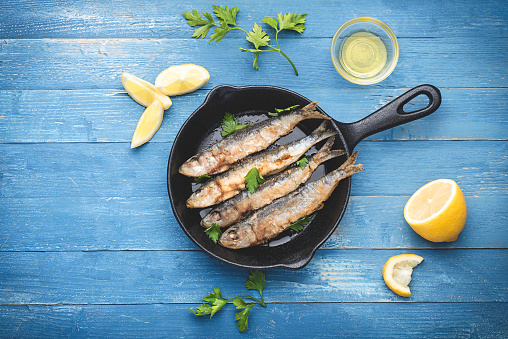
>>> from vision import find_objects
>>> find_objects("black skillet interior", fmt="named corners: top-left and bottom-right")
top-left (167, 85), bottom-right (352, 270)
top-left (167, 84), bottom-right (441, 270)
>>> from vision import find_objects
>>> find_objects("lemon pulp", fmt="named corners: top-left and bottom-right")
top-left (131, 100), bottom-right (164, 148)
top-left (382, 254), bottom-right (423, 297)
top-left (339, 32), bottom-right (387, 78)
top-left (404, 179), bottom-right (467, 242)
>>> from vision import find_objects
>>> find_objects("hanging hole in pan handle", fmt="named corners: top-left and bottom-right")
top-left (340, 84), bottom-right (441, 151)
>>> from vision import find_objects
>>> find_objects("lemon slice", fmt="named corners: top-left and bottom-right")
top-left (382, 254), bottom-right (423, 297)
top-left (131, 100), bottom-right (164, 148)
top-left (155, 64), bottom-right (210, 96)
top-left (404, 179), bottom-right (467, 242)
top-left (122, 72), bottom-right (172, 110)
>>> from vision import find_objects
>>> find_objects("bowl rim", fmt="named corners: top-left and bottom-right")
top-left (330, 16), bottom-right (399, 85)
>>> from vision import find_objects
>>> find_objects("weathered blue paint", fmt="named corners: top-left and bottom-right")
top-left (0, 0), bottom-right (506, 337)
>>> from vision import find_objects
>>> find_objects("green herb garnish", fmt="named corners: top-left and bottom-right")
top-left (288, 214), bottom-right (314, 232)
top-left (296, 155), bottom-right (310, 169)
top-left (194, 174), bottom-right (211, 183)
top-left (221, 112), bottom-right (248, 137)
top-left (204, 223), bottom-right (222, 243)
top-left (245, 167), bottom-right (265, 194)
top-left (189, 270), bottom-right (267, 332)
top-left (182, 6), bottom-right (307, 75)
top-left (268, 104), bottom-right (301, 117)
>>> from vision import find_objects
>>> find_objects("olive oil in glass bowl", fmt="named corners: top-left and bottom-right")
top-left (331, 17), bottom-right (398, 85)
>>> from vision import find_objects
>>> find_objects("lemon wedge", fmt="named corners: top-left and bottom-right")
top-left (131, 100), bottom-right (164, 148)
top-left (155, 64), bottom-right (210, 96)
top-left (382, 254), bottom-right (423, 297)
top-left (122, 72), bottom-right (172, 110)
top-left (404, 179), bottom-right (467, 242)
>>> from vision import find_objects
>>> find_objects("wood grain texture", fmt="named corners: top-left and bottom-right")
top-left (0, 88), bottom-right (507, 143)
top-left (0, 249), bottom-right (506, 304)
top-left (0, 37), bottom-right (507, 90)
top-left (0, 0), bottom-right (507, 336)
top-left (1, 141), bottom-right (506, 198)
top-left (0, 0), bottom-right (507, 39)
top-left (0, 303), bottom-right (507, 338)
top-left (0, 196), bottom-right (506, 251)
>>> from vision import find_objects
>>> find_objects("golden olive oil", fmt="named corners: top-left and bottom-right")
top-left (339, 31), bottom-right (387, 78)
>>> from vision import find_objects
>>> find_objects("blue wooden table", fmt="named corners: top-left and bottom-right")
top-left (1, 0), bottom-right (507, 337)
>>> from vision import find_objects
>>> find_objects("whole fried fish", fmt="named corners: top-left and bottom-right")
top-left (218, 151), bottom-right (364, 249)
top-left (201, 137), bottom-right (344, 228)
top-left (179, 101), bottom-right (329, 177)
top-left (186, 121), bottom-right (338, 208)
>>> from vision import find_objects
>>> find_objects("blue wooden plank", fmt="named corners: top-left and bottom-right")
top-left (0, 250), bottom-right (506, 304)
top-left (0, 141), bottom-right (505, 198)
top-left (0, 196), bottom-right (506, 251)
top-left (0, 88), bottom-right (506, 143)
top-left (0, 38), bottom-right (506, 90)
top-left (0, 0), bottom-right (506, 39)
top-left (0, 302), bottom-right (507, 338)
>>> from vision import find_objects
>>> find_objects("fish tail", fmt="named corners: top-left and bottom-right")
top-left (309, 137), bottom-right (345, 167)
top-left (296, 101), bottom-right (331, 120)
top-left (310, 121), bottom-right (339, 144)
top-left (338, 151), bottom-right (365, 177)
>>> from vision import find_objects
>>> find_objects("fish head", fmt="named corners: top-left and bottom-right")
top-left (218, 224), bottom-right (256, 249)
top-left (201, 210), bottom-right (222, 228)
top-left (179, 155), bottom-right (207, 177)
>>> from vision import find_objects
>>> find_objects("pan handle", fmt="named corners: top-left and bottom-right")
top-left (338, 84), bottom-right (441, 151)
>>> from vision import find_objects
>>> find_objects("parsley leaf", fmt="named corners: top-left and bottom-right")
top-left (212, 5), bottom-right (239, 26)
top-left (210, 22), bottom-right (233, 43)
top-left (188, 303), bottom-right (213, 316)
top-left (296, 155), bottom-right (310, 169)
top-left (182, 10), bottom-right (216, 39)
top-left (204, 223), bottom-right (222, 243)
top-left (194, 174), bottom-right (211, 183)
top-left (221, 112), bottom-right (248, 137)
top-left (235, 303), bottom-right (255, 332)
top-left (246, 23), bottom-right (270, 49)
top-left (244, 270), bottom-right (266, 298)
top-left (183, 6), bottom-right (307, 75)
top-left (202, 288), bottom-right (229, 317)
top-left (276, 13), bottom-right (307, 33)
top-left (262, 16), bottom-right (278, 30)
top-left (288, 214), bottom-right (314, 232)
top-left (268, 104), bottom-right (301, 116)
top-left (276, 104), bottom-right (300, 113)
top-left (244, 168), bottom-right (265, 194)
top-left (232, 298), bottom-right (249, 309)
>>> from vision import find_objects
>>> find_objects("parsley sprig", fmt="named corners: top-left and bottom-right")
top-left (194, 174), bottom-right (211, 183)
top-left (268, 104), bottom-right (300, 117)
top-left (204, 223), bottom-right (222, 243)
top-left (288, 214), bottom-right (315, 232)
top-left (189, 270), bottom-right (267, 332)
top-left (245, 167), bottom-right (265, 194)
top-left (296, 155), bottom-right (310, 169)
top-left (183, 6), bottom-right (307, 75)
top-left (221, 112), bottom-right (248, 137)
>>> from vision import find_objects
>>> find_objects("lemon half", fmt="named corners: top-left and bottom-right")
top-left (155, 64), bottom-right (210, 96)
top-left (382, 254), bottom-right (423, 297)
top-left (404, 179), bottom-right (467, 242)
top-left (122, 72), bottom-right (172, 110)
top-left (131, 100), bottom-right (164, 148)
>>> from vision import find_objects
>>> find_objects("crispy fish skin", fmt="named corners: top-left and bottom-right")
top-left (200, 137), bottom-right (344, 228)
top-left (218, 151), bottom-right (364, 249)
top-left (186, 121), bottom-right (338, 208)
top-left (179, 102), bottom-right (329, 177)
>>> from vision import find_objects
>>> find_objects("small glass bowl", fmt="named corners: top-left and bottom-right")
top-left (331, 17), bottom-right (399, 85)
